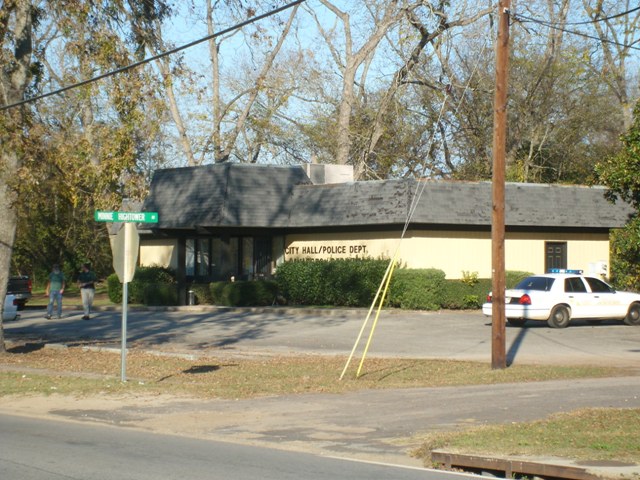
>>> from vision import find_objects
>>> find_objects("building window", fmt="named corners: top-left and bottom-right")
top-left (545, 242), bottom-right (567, 271)
top-left (185, 236), bottom-right (272, 281)
top-left (242, 237), bottom-right (254, 278)
top-left (255, 237), bottom-right (272, 277)
top-left (197, 238), bottom-right (210, 277)
top-left (224, 237), bottom-right (239, 280)
top-left (185, 239), bottom-right (195, 277)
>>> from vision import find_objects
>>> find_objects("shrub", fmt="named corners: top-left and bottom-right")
top-left (209, 281), bottom-right (227, 304)
top-left (440, 271), bottom-right (533, 309)
top-left (143, 283), bottom-right (178, 306)
top-left (440, 278), bottom-right (492, 309)
top-left (107, 273), bottom-right (122, 303)
top-left (387, 268), bottom-right (446, 311)
top-left (209, 280), bottom-right (279, 306)
top-left (275, 258), bottom-right (389, 307)
top-left (188, 283), bottom-right (214, 305)
top-left (107, 266), bottom-right (176, 305)
top-left (461, 271), bottom-right (479, 286)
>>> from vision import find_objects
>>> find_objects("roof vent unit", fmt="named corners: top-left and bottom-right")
top-left (302, 164), bottom-right (354, 185)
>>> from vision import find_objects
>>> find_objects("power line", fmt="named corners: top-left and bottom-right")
top-left (548, 5), bottom-right (640, 26)
top-left (1, 0), bottom-right (306, 112)
top-left (514, 12), bottom-right (640, 51)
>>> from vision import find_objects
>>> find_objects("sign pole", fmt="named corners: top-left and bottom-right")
top-left (121, 223), bottom-right (131, 382)
top-left (121, 282), bottom-right (128, 382)
top-left (95, 210), bottom-right (157, 381)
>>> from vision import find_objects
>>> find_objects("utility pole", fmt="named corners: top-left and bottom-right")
top-left (491, 0), bottom-right (511, 370)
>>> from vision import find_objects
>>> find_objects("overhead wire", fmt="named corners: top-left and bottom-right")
top-left (536, 5), bottom-right (640, 26)
top-left (0, 0), bottom-right (307, 112)
top-left (513, 11), bottom-right (640, 51)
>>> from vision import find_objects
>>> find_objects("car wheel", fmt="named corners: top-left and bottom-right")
top-left (507, 318), bottom-right (527, 327)
top-left (547, 305), bottom-right (571, 328)
top-left (624, 303), bottom-right (640, 326)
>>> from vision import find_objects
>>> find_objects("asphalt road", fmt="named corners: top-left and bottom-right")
top-left (0, 414), bottom-right (459, 480)
top-left (6, 305), bottom-right (640, 367)
top-left (3, 306), bottom-right (640, 474)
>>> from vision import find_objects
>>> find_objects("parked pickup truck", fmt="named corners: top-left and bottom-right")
top-left (7, 275), bottom-right (32, 310)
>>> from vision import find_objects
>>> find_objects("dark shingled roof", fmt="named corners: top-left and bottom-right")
top-left (142, 163), bottom-right (311, 229)
top-left (142, 164), bottom-right (634, 231)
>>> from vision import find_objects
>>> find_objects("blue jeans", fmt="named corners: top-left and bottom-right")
top-left (47, 290), bottom-right (63, 318)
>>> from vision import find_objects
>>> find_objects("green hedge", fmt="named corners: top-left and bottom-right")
top-left (440, 271), bottom-right (533, 309)
top-left (107, 266), bottom-right (177, 305)
top-left (387, 268), bottom-right (446, 310)
top-left (441, 279), bottom-right (492, 309)
top-left (105, 260), bottom-right (533, 310)
top-left (209, 280), bottom-right (279, 306)
top-left (275, 258), bottom-right (389, 307)
top-left (275, 259), bottom-right (532, 310)
top-left (188, 283), bottom-right (214, 305)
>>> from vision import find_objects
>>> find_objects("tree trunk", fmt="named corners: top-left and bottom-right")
top-left (0, 0), bottom-right (33, 352)
top-left (317, 0), bottom-right (402, 170)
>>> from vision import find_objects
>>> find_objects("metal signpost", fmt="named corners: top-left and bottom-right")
top-left (96, 211), bottom-right (159, 381)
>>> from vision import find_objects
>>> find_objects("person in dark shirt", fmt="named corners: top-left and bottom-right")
top-left (77, 263), bottom-right (97, 320)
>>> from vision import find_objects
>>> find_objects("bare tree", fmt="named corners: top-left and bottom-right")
top-left (362, 2), bottom-right (494, 177)
top-left (145, 1), bottom-right (301, 165)
top-left (309, 1), bottom-right (408, 174)
top-left (583, 0), bottom-right (640, 130)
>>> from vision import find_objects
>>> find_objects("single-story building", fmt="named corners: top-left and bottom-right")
top-left (139, 163), bottom-right (634, 302)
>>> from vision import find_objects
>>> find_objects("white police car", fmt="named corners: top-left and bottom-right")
top-left (482, 269), bottom-right (640, 328)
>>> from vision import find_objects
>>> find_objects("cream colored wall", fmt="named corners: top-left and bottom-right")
top-left (140, 239), bottom-right (178, 270)
top-left (284, 231), bottom-right (611, 279)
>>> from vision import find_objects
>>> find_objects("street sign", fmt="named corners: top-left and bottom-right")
top-left (95, 211), bottom-right (159, 223)
top-left (111, 223), bottom-right (140, 284)
top-left (109, 222), bottom-right (140, 382)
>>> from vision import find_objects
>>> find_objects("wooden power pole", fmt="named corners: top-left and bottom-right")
top-left (491, 0), bottom-right (511, 370)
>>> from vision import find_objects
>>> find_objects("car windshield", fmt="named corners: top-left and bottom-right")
top-left (514, 276), bottom-right (555, 291)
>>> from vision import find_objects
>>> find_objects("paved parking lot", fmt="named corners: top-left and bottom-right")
top-left (6, 306), bottom-right (640, 367)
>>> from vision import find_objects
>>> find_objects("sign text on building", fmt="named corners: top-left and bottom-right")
top-left (285, 244), bottom-right (368, 256)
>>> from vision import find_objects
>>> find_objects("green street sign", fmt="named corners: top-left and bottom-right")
top-left (94, 210), bottom-right (159, 223)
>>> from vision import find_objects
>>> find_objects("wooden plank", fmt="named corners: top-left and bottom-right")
top-left (431, 451), bottom-right (602, 480)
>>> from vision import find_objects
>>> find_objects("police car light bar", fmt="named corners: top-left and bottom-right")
top-left (548, 268), bottom-right (583, 274)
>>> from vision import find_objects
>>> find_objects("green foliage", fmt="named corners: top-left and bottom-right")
top-left (595, 100), bottom-right (640, 290)
top-left (208, 280), bottom-right (279, 307)
top-left (609, 217), bottom-right (640, 291)
top-left (596, 100), bottom-right (640, 210)
top-left (275, 259), bottom-right (532, 310)
top-left (433, 271), bottom-right (533, 310)
top-left (188, 283), bottom-right (214, 305)
top-left (107, 274), bottom-right (122, 303)
top-left (506, 270), bottom-right (533, 288)
top-left (461, 271), bottom-right (479, 286)
top-left (6, 2), bottom-right (169, 284)
top-left (275, 258), bottom-right (389, 307)
top-left (107, 266), bottom-right (176, 304)
top-left (209, 281), bottom-right (226, 304)
top-left (386, 268), bottom-right (446, 311)
top-left (142, 283), bottom-right (178, 306)
top-left (440, 278), bottom-right (492, 309)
